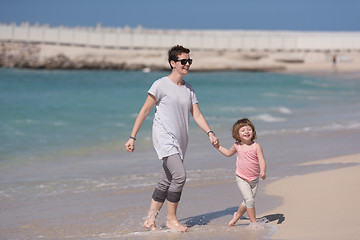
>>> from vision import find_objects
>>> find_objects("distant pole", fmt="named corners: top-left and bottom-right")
top-left (42, 25), bottom-right (45, 44)
top-left (11, 23), bottom-right (15, 42)
top-left (26, 22), bottom-right (30, 42)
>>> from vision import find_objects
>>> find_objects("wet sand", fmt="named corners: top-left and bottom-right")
top-left (2, 128), bottom-right (360, 239)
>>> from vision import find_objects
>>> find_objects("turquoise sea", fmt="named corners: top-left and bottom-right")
top-left (1, 68), bottom-right (360, 239)
top-left (1, 69), bottom-right (359, 163)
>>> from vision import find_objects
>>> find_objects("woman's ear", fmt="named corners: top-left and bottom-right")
top-left (170, 60), bottom-right (176, 69)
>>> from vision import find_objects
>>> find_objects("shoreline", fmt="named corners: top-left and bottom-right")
top-left (1, 42), bottom-right (360, 73)
top-left (1, 143), bottom-right (360, 239)
top-left (1, 66), bottom-right (360, 239)
top-left (263, 153), bottom-right (360, 240)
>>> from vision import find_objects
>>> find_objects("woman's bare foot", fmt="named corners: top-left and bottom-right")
top-left (166, 219), bottom-right (187, 232)
top-left (228, 212), bottom-right (241, 226)
top-left (144, 217), bottom-right (156, 231)
top-left (143, 209), bottom-right (158, 231)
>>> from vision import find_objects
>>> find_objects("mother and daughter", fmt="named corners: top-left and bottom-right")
top-left (124, 45), bottom-right (267, 232)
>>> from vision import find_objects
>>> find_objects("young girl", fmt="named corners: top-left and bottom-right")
top-left (214, 118), bottom-right (266, 226)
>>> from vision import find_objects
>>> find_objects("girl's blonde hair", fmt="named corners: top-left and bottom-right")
top-left (232, 118), bottom-right (257, 142)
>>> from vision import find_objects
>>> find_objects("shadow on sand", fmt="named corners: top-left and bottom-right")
top-left (180, 207), bottom-right (285, 227)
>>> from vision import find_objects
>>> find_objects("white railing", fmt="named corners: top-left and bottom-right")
top-left (1, 22), bottom-right (360, 51)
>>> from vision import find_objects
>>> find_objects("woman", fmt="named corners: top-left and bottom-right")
top-left (125, 45), bottom-right (218, 232)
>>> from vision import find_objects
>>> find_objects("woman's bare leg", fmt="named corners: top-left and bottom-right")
top-left (144, 199), bottom-right (163, 231)
top-left (166, 201), bottom-right (187, 232)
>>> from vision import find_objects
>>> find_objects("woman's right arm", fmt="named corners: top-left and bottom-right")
top-left (125, 93), bottom-right (157, 152)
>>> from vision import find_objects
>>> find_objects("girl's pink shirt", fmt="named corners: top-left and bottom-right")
top-left (234, 142), bottom-right (260, 181)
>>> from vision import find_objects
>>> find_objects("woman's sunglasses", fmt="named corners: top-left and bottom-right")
top-left (174, 58), bottom-right (193, 65)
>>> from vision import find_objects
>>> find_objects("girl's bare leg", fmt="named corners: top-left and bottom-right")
top-left (247, 207), bottom-right (257, 223)
top-left (166, 201), bottom-right (187, 232)
top-left (144, 199), bottom-right (163, 231)
top-left (228, 204), bottom-right (247, 226)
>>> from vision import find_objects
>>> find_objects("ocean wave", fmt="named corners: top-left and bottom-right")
top-left (219, 106), bottom-right (292, 115)
top-left (271, 107), bottom-right (292, 114)
top-left (264, 90), bottom-right (325, 101)
top-left (259, 121), bottom-right (360, 136)
top-left (301, 80), bottom-right (331, 88)
top-left (202, 112), bottom-right (289, 124)
top-left (263, 92), bottom-right (281, 98)
top-left (252, 114), bottom-right (287, 122)
top-left (0, 168), bottom-right (234, 201)
top-left (219, 106), bottom-right (258, 113)
top-left (209, 106), bottom-right (292, 124)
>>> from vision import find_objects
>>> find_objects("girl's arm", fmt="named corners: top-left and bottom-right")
top-left (125, 93), bottom-right (156, 152)
top-left (191, 103), bottom-right (218, 146)
top-left (215, 143), bottom-right (237, 157)
top-left (256, 143), bottom-right (266, 180)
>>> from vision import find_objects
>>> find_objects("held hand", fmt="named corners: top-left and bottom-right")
top-left (209, 134), bottom-right (219, 147)
top-left (125, 139), bottom-right (135, 152)
top-left (212, 137), bottom-right (220, 149)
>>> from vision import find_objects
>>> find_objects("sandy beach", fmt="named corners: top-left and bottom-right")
top-left (2, 130), bottom-right (360, 240)
top-left (264, 153), bottom-right (360, 240)
top-left (2, 42), bottom-right (360, 73)
top-left (1, 60), bottom-right (360, 239)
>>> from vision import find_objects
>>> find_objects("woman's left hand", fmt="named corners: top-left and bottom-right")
top-left (209, 134), bottom-right (218, 147)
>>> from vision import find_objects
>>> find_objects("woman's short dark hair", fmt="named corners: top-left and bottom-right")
top-left (168, 45), bottom-right (190, 69)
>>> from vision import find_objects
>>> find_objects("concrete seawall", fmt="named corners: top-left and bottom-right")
top-left (2, 23), bottom-right (360, 51)
top-left (1, 23), bottom-right (360, 72)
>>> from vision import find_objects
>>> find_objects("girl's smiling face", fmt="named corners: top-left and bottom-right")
top-left (238, 125), bottom-right (253, 142)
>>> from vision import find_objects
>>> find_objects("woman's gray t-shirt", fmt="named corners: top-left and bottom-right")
top-left (148, 77), bottom-right (198, 160)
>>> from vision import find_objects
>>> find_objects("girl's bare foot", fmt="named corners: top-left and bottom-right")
top-left (166, 219), bottom-right (187, 232)
top-left (143, 209), bottom-right (158, 231)
top-left (228, 212), bottom-right (241, 226)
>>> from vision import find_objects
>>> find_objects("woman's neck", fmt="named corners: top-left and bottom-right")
top-left (168, 71), bottom-right (184, 86)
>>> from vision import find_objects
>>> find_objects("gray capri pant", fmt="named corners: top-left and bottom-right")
top-left (236, 175), bottom-right (259, 208)
top-left (152, 154), bottom-right (186, 203)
